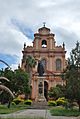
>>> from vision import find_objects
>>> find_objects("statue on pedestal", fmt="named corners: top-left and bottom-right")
top-left (37, 60), bottom-right (44, 76)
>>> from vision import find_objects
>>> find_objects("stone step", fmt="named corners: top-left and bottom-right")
top-left (30, 101), bottom-right (49, 109)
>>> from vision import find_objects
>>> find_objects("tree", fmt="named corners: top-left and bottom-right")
top-left (26, 55), bottom-right (36, 85)
top-left (0, 61), bottom-right (14, 107)
top-left (25, 55), bottom-right (36, 98)
top-left (48, 86), bottom-right (63, 100)
top-left (14, 69), bottom-right (30, 98)
top-left (0, 76), bottom-right (14, 108)
top-left (56, 84), bottom-right (66, 97)
top-left (26, 56), bottom-right (36, 70)
top-left (65, 41), bottom-right (80, 111)
top-left (0, 68), bottom-right (30, 99)
top-left (1, 68), bottom-right (16, 95)
top-left (0, 77), bottom-right (14, 98)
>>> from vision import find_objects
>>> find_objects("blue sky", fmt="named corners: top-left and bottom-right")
top-left (0, 54), bottom-right (18, 69)
top-left (0, 0), bottom-right (80, 70)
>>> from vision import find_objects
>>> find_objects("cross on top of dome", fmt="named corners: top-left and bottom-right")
top-left (43, 22), bottom-right (46, 27)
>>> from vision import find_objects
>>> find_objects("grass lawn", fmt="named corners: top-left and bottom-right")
top-left (50, 106), bottom-right (80, 117)
top-left (0, 104), bottom-right (29, 114)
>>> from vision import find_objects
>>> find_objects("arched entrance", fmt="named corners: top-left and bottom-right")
top-left (44, 81), bottom-right (48, 101)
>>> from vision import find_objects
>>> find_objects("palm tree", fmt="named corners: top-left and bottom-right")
top-left (0, 77), bottom-right (14, 108)
top-left (0, 60), bottom-right (14, 107)
top-left (0, 59), bottom-right (11, 69)
top-left (26, 55), bottom-right (36, 71)
top-left (26, 56), bottom-right (36, 98)
top-left (0, 77), bottom-right (10, 82)
top-left (26, 55), bottom-right (36, 85)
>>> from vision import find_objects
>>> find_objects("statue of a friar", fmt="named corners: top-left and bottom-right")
top-left (37, 60), bottom-right (44, 76)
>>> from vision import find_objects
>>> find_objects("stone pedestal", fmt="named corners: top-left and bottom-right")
top-left (36, 77), bottom-right (46, 102)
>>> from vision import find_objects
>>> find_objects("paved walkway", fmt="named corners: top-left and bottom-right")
top-left (0, 109), bottom-right (78, 119)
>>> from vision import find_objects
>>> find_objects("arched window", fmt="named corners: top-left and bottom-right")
top-left (42, 40), bottom-right (47, 48)
top-left (56, 59), bottom-right (61, 71)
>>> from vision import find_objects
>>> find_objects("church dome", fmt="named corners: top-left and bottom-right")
top-left (38, 24), bottom-right (50, 35)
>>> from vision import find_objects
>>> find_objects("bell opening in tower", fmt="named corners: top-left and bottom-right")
top-left (42, 40), bottom-right (47, 48)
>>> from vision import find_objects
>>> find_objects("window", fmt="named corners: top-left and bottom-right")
top-left (42, 40), bottom-right (47, 48)
top-left (56, 59), bottom-right (61, 71)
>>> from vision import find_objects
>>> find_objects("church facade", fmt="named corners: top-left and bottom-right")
top-left (21, 25), bottom-right (67, 101)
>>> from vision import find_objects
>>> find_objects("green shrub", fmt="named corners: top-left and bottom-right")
top-left (48, 100), bottom-right (57, 106)
top-left (11, 102), bottom-right (16, 106)
top-left (13, 98), bottom-right (23, 105)
top-left (24, 99), bottom-right (32, 105)
top-left (59, 97), bottom-right (65, 100)
top-left (56, 97), bottom-right (67, 106)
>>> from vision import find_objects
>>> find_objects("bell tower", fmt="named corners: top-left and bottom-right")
top-left (33, 24), bottom-right (55, 50)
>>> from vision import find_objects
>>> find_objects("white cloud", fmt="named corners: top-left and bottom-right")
top-left (0, 27), bottom-right (32, 56)
top-left (0, 0), bottom-right (80, 69)
top-left (10, 63), bottom-right (19, 71)
top-left (39, 1), bottom-right (56, 8)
